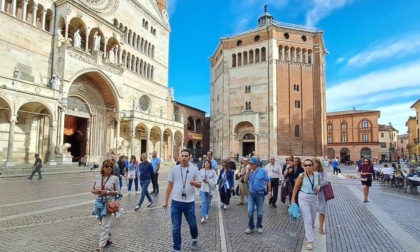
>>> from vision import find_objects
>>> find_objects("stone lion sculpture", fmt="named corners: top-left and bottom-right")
top-left (59, 143), bottom-right (72, 157)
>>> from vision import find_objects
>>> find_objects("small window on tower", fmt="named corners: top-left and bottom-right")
top-left (284, 33), bottom-right (290, 39)
top-left (254, 35), bottom-right (260, 42)
top-left (301, 35), bottom-right (307, 42)
top-left (237, 40), bottom-right (243, 46)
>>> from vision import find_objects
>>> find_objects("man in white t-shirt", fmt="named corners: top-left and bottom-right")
top-left (265, 156), bottom-right (282, 208)
top-left (162, 149), bottom-right (201, 252)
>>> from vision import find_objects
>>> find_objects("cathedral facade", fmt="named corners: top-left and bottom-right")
top-left (210, 8), bottom-right (328, 160)
top-left (0, 0), bottom-right (184, 165)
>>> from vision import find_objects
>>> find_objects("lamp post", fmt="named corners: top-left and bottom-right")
top-left (388, 123), bottom-right (394, 162)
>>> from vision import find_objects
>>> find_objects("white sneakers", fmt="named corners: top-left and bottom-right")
top-left (200, 217), bottom-right (205, 223)
top-left (135, 191), bottom-right (140, 195)
top-left (115, 208), bottom-right (123, 218)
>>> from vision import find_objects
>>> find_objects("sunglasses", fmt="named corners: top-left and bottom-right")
top-left (303, 164), bottom-right (312, 167)
top-left (104, 165), bottom-right (112, 168)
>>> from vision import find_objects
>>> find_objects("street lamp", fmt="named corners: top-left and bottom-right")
top-left (388, 122), bottom-right (394, 162)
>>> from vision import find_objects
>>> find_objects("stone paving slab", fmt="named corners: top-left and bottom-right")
top-left (1, 167), bottom-right (420, 252)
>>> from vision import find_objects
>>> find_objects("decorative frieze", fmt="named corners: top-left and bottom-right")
top-left (67, 48), bottom-right (124, 75)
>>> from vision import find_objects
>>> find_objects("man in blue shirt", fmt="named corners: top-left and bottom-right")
top-left (244, 156), bottom-right (271, 234)
top-left (207, 151), bottom-right (218, 174)
top-left (135, 153), bottom-right (154, 211)
top-left (151, 151), bottom-right (161, 195)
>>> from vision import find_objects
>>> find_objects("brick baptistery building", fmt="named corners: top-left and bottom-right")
top-left (209, 7), bottom-right (328, 160)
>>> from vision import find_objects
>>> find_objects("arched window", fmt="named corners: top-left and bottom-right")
top-left (279, 45), bottom-right (284, 61)
top-left (238, 53), bottom-right (242, 66)
top-left (295, 100), bottom-right (300, 108)
top-left (243, 51), bottom-right (248, 65)
top-left (295, 125), bottom-right (300, 137)
top-left (341, 121), bottom-right (347, 130)
top-left (232, 54), bottom-right (236, 67)
top-left (362, 119), bottom-right (368, 128)
top-left (187, 116), bottom-right (194, 131)
top-left (255, 48), bottom-right (260, 63)
top-left (249, 50), bottom-right (254, 64)
top-left (261, 47), bottom-right (266, 61)
top-left (327, 122), bottom-right (332, 131)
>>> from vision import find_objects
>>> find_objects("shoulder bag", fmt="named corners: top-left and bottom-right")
top-left (322, 181), bottom-right (335, 201)
top-left (102, 176), bottom-right (120, 214)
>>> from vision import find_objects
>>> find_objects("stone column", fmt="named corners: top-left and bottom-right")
top-left (118, 45), bottom-right (122, 65)
top-left (170, 133), bottom-right (174, 162)
top-left (130, 120), bottom-right (135, 157)
top-left (115, 118), bottom-right (120, 148)
top-left (104, 38), bottom-right (108, 59)
top-left (160, 134), bottom-right (164, 160)
top-left (11, 0), bottom-right (17, 17)
top-left (5, 115), bottom-right (18, 167)
top-left (64, 22), bottom-right (69, 40)
top-left (49, 121), bottom-right (58, 166)
top-left (1, 0), bottom-right (5, 12)
top-left (41, 9), bottom-right (47, 30)
top-left (22, 0), bottom-right (28, 21)
top-left (32, 5), bottom-right (37, 26)
top-left (85, 31), bottom-right (90, 53)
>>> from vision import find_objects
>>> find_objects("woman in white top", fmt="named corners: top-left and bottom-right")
top-left (91, 159), bottom-right (120, 252)
top-left (199, 159), bottom-right (217, 223)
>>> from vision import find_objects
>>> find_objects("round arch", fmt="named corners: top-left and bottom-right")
top-left (163, 128), bottom-right (173, 161)
top-left (15, 102), bottom-right (53, 163)
top-left (340, 147), bottom-right (350, 163)
top-left (173, 130), bottom-right (183, 161)
top-left (234, 121), bottom-right (256, 158)
top-left (361, 147), bottom-right (372, 159)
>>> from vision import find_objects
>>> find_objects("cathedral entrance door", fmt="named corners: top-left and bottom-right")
top-left (63, 115), bottom-right (88, 162)
top-left (243, 142), bottom-right (255, 157)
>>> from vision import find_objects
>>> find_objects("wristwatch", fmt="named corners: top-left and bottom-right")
top-left (107, 190), bottom-right (110, 195)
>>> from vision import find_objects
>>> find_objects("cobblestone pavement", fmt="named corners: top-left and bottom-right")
top-left (1, 165), bottom-right (419, 252)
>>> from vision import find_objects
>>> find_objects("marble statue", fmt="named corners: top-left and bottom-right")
top-left (50, 71), bottom-right (61, 91)
top-left (73, 29), bottom-right (81, 48)
top-left (93, 31), bottom-right (101, 52)
top-left (59, 143), bottom-right (72, 157)
top-left (109, 46), bottom-right (115, 63)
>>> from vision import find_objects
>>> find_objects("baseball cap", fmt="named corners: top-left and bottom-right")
top-left (249, 156), bottom-right (258, 164)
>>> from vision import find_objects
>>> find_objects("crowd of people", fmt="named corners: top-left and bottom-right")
top-left (89, 151), bottom-right (338, 251)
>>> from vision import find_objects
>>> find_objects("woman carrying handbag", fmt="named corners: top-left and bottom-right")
top-left (91, 159), bottom-right (120, 252)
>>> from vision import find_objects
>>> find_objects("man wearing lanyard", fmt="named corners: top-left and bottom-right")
top-left (265, 156), bottom-right (281, 208)
top-left (162, 149), bottom-right (201, 252)
top-left (244, 156), bottom-right (271, 234)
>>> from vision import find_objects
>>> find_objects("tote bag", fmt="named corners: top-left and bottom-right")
top-left (322, 181), bottom-right (335, 201)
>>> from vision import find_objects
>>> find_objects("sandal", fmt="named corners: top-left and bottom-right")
top-left (105, 240), bottom-right (112, 247)
top-left (319, 228), bottom-right (325, 235)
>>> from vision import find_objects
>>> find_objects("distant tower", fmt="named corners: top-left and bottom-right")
top-left (156, 0), bottom-right (167, 11)
top-left (258, 5), bottom-right (274, 27)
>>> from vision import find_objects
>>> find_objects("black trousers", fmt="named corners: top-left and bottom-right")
top-left (219, 189), bottom-right (231, 205)
top-left (268, 178), bottom-right (279, 204)
top-left (29, 167), bottom-right (42, 179)
top-left (152, 173), bottom-right (159, 193)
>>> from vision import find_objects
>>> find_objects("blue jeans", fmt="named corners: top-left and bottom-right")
top-left (247, 192), bottom-right (265, 229)
top-left (200, 191), bottom-right (212, 218)
top-left (171, 200), bottom-right (198, 251)
top-left (136, 179), bottom-right (152, 207)
top-left (128, 177), bottom-right (138, 192)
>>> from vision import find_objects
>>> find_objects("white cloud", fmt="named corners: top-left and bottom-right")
top-left (167, 0), bottom-right (178, 16)
top-left (335, 57), bottom-right (344, 64)
top-left (347, 34), bottom-right (420, 68)
top-left (327, 61), bottom-right (420, 111)
top-left (376, 103), bottom-right (415, 134)
top-left (305, 0), bottom-right (352, 27)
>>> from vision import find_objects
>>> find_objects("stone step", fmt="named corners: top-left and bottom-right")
top-left (0, 162), bottom-right (176, 178)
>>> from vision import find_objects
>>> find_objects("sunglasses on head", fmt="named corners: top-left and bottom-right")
top-left (303, 164), bottom-right (312, 167)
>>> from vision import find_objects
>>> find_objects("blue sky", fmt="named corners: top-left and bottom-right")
top-left (166, 0), bottom-right (420, 134)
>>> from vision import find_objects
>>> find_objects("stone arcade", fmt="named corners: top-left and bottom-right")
top-left (0, 0), bottom-right (185, 166)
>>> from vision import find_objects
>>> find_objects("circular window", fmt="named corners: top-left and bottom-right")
top-left (139, 96), bottom-right (150, 111)
top-left (236, 40), bottom-right (242, 46)
top-left (284, 33), bottom-right (289, 39)
top-left (254, 35), bottom-right (260, 42)
top-left (301, 35), bottom-right (307, 42)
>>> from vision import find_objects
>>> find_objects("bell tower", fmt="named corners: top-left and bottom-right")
top-left (156, 0), bottom-right (167, 11)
